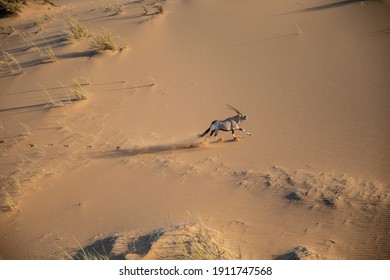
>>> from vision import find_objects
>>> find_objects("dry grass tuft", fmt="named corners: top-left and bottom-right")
top-left (90, 29), bottom-right (127, 53)
top-left (40, 46), bottom-right (57, 63)
top-left (142, 5), bottom-right (148, 15)
top-left (65, 16), bottom-right (88, 41)
top-left (33, 13), bottom-right (53, 32)
top-left (102, 0), bottom-right (124, 15)
top-left (1, 1), bottom-right (56, 17)
top-left (40, 86), bottom-right (63, 109)
top-left (0, 0), bottom-right (26, 16)
top-left (154, 2), bottom-right (164, 14)
top-left (0, 176), bottom-right (22, 212)
top-left (69, 76), bottom-right (87, 101)
top-left (143, 2), bottom-right (164, 16)
top-left (19, 122), bottom-right (31, 135)
top-left (35, 13), bottom-right (51, 25)
top-left (173, 218), bottom-right (233, 260)
top-left (90, 29), bottom-right (116, 53)
top-left (0, 25), bottom-right (15, 35)
top-left (1, 50), bottom-right (23, 74)
top-left (0, 188), bottom-right (16, 212)
top-left (65, 247), bottom-right (109, 260)
top-left (62, 239), bottom-right (109, 260)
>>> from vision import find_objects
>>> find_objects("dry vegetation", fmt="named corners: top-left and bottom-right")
top-left (0, 0), bottom-right (56, 17)
top-left (0, 176), bottom-right (22, 212)
top-left (91, 29), bottom-right (116, 52)
top-left (0, 0), bottom-right (27, 16)
top-left (90, 29), bottom-right (126, 53)
top-left (154, 2), bottom-right (164, 14)
top-left (39, 46), bottom-right (57, 63)
top-left (65, 16), bottom-right (88, 41)
top-left (61, 217), bottom-right (234, 260)
top-left (0, 50), bottom-right (23, 75)
top-left (0, 188), bottom-right (17, 212)
top-left (68, 76), bottom-right (88, 101)
top-left (102, 0), bottom-right (124, 15)
top-left (34, 13), bottom-right (52, 31)
top-left (173, 220), bottom-right (233, 260)
top-left (63, 245), bottom-right (109, 260)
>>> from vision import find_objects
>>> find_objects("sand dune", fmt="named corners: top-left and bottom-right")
top-left (0, 0), bottom-right (389, 260)
top-left (66, 218), bottom-right (234, 260)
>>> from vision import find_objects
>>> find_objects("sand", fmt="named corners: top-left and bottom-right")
top-left (0, 0), bottom-right (389, 260)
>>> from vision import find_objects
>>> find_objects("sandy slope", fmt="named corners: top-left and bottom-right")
top-left (0, 0), bottom-right (389, 259)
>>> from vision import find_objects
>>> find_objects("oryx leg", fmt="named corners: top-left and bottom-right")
top-left (204, 129), bottom-right (215, 143)
top-left (214, 130), bottom-right (223, 142)
top-left (238, 128), bottom-right (251, 136)
top-left (231, 129), bottom-right (239, 141)
top-left (208, 129), bottom-right (222, 142)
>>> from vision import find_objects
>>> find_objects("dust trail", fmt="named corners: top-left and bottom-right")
top-left (98, 138), bottom-right (202, 158)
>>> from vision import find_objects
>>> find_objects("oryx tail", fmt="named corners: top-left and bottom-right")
top-left (198, 120), bottom-right (217, 138)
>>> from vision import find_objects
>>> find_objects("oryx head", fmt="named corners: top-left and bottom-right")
top-left (226, 104), bottom-right (248, 120)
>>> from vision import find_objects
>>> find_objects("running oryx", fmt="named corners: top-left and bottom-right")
top-left (198, 105), bottom-right (252, 141)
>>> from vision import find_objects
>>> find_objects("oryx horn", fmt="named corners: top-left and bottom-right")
top-left (226, 104), bottom-right (241, 114)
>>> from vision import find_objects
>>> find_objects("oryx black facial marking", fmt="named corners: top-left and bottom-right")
top-left (198, 104), bottom-right (252, 141)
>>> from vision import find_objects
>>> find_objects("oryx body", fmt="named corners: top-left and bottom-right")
top-left (198, 105), bottom-right (251, 141)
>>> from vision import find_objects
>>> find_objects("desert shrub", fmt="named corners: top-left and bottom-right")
top-left (174, 221), bottom-right (233, 260)
top-left (0, 0), bottom-right (27, 16)
top-left (65, 16), bottom-right (88, 41)
top-left (90, 29), bottom-right (116, 53)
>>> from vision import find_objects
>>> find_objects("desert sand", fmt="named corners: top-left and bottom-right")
top-left (0, 0), bottom-right (389, 260)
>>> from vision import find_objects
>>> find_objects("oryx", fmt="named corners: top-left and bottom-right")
top-left (198, 105), bottom-right (252, 141)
